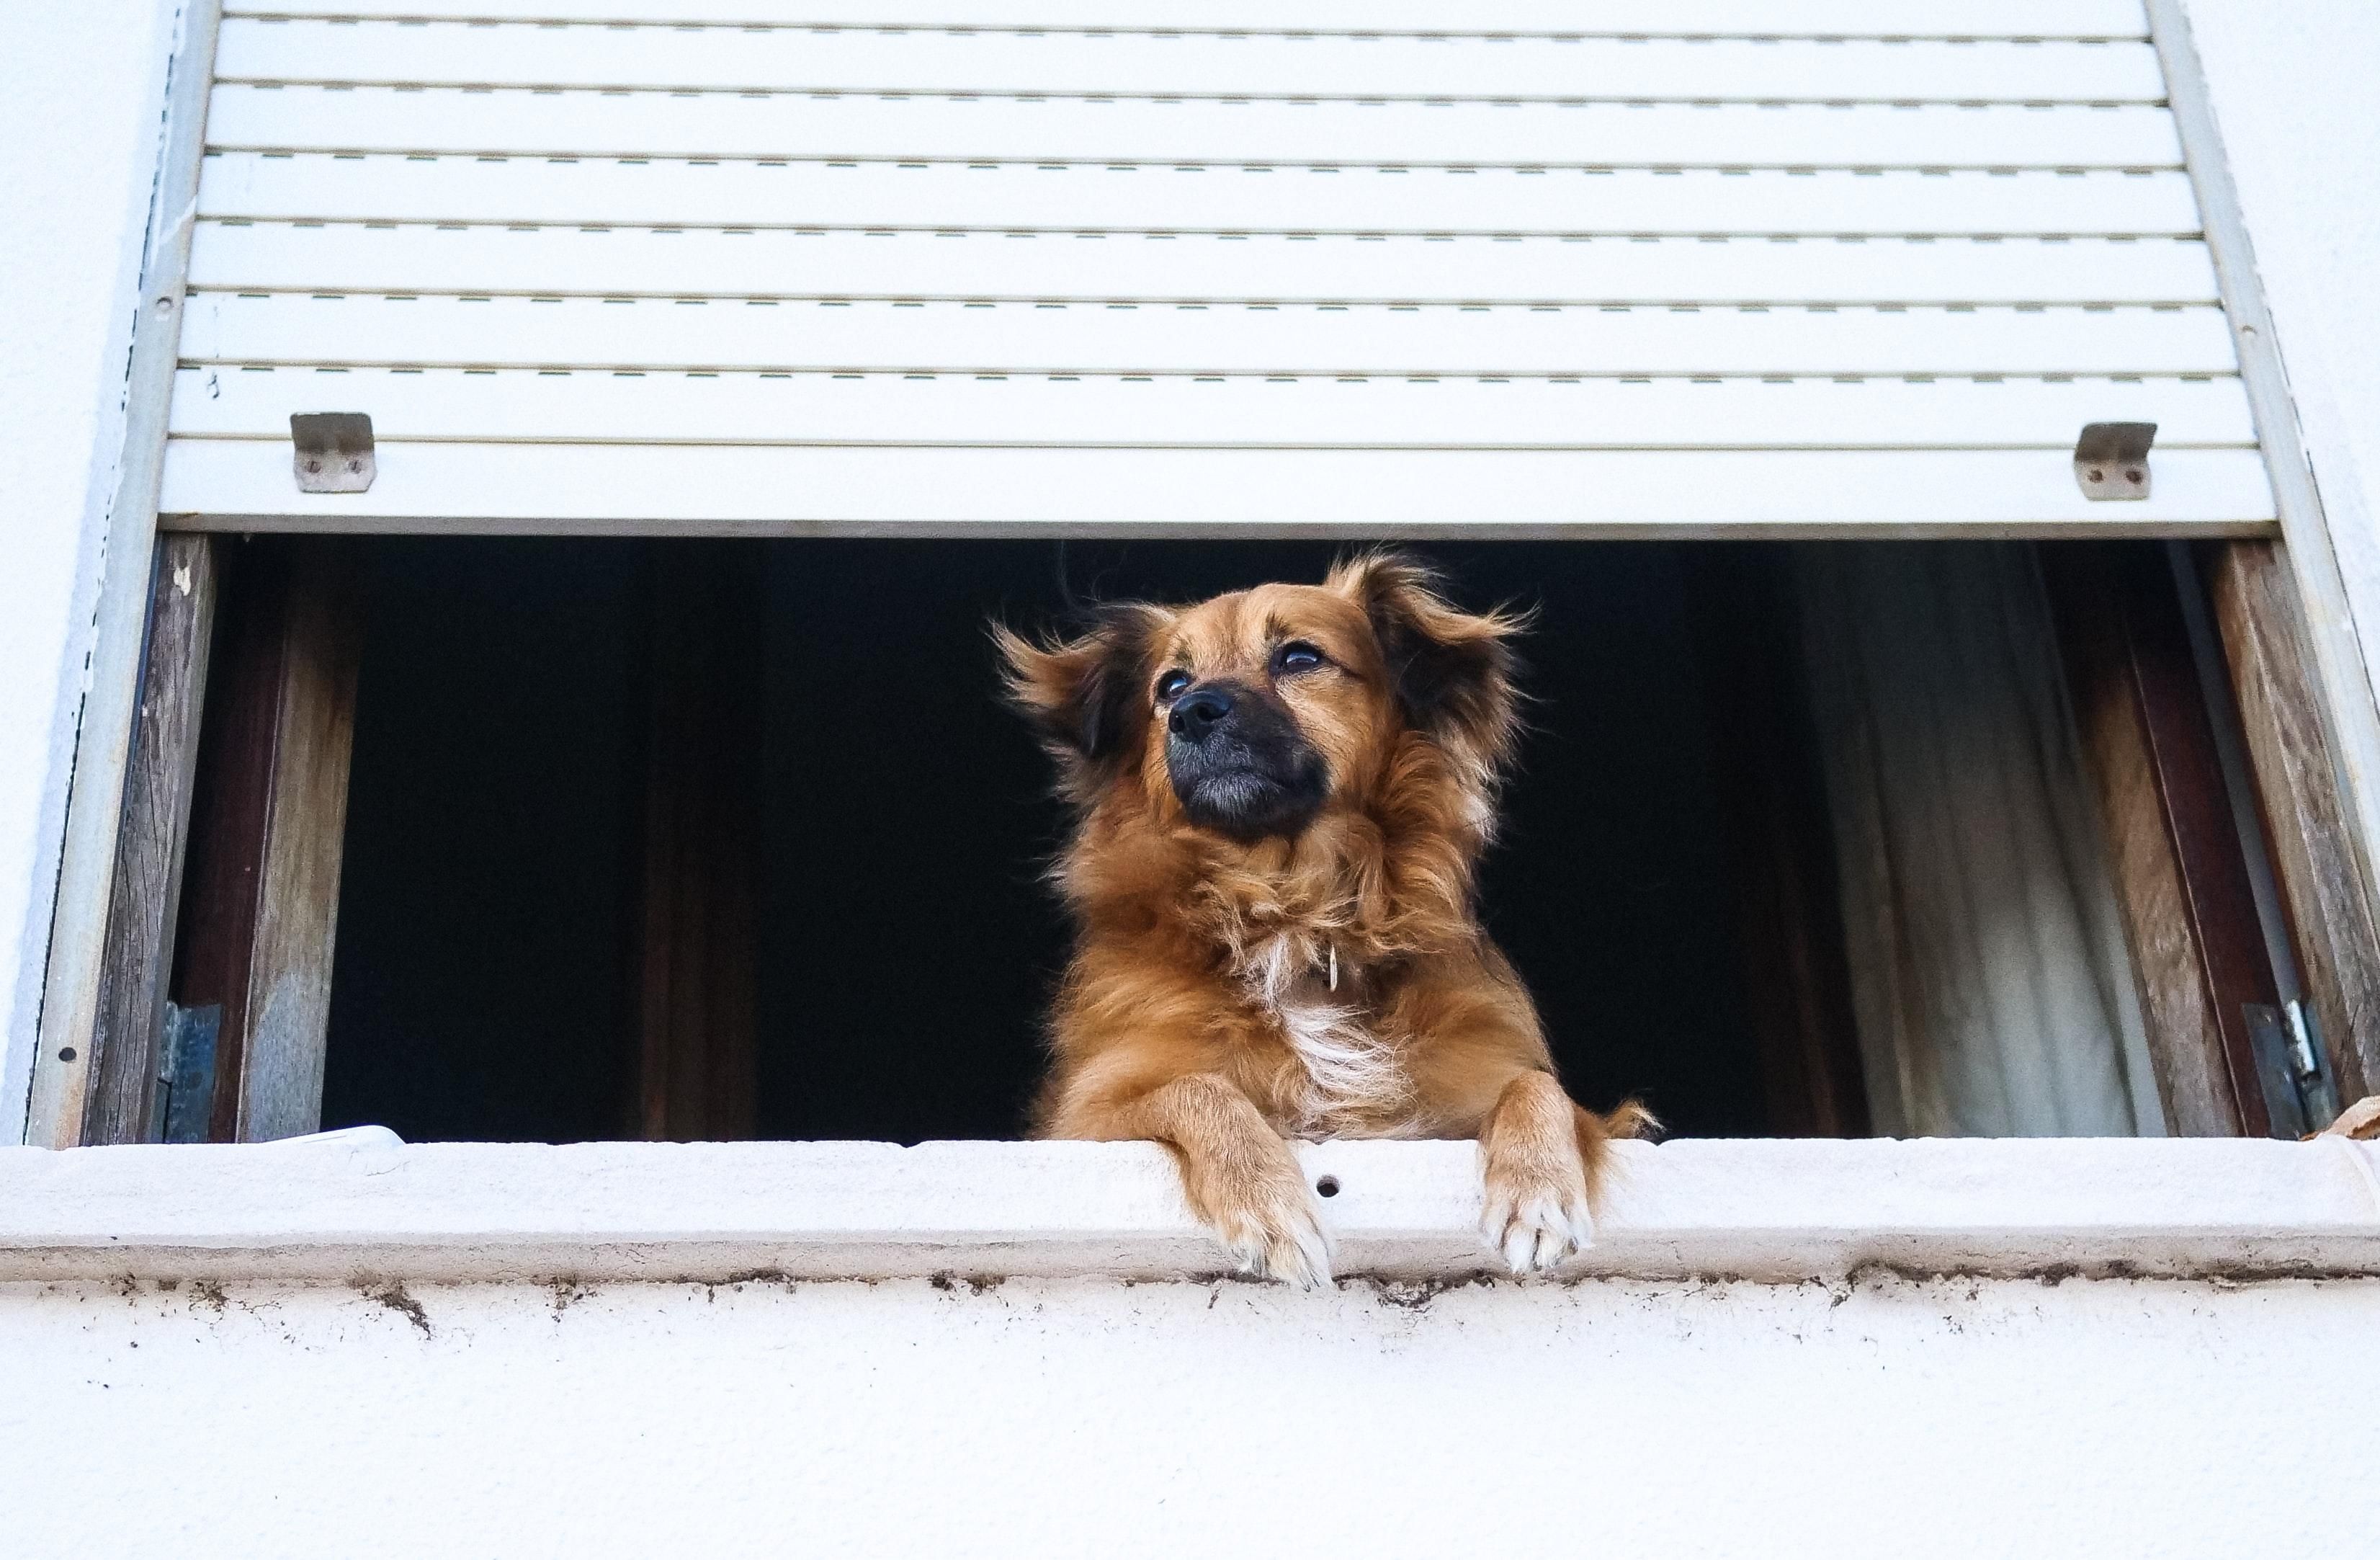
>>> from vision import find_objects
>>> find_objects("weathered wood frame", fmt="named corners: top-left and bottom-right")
top-left (2045, 543), bottom-right (2276, 1136)
top-left (72, 534), bottom-right (367, 1149)
top-left (22, 0), bottom-right (225, 1147)
top-left (166, 538), bottom-right (364, 1144)
top-left (76, 536), bottom-right (220, 1146)
top-left (2204, 542), bottom-right (2380, 1106)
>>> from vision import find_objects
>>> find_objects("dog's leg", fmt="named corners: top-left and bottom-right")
top-left (1068, 1073), bottom-right (1334, 1289)
top-left (1477, 1071), bottom-right (1652, 1275)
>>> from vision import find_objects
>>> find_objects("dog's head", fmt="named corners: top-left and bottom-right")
top-left (998, 552), bottom-right (1524, 846)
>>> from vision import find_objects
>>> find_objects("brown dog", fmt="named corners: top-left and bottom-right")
top-left (998, 551), bottom-right (1650, 1286)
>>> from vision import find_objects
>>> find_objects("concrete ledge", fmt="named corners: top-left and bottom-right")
top-left (4, 1130), bottom-right (2378, 1285)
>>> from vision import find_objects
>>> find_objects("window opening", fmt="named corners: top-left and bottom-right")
top-left (96, 534), bottom-right (2366, 1148)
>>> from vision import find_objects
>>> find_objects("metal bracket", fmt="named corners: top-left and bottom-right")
top-left (2244, 999), bottom-right (2348, 1138)
top-left (291, 411), bottom-right (376, 494)
top-left (151, 1001), bottom-right (220, 1145)
top-left (2074, 421), bottom-right (2156, 502)
top-left (2243, 1002), bottom-right (2310, 1138)
top-left (2283, 998), bottom-right (2346, 1132)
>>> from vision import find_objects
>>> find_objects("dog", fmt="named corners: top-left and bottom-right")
top-left (998, 551), bottom-right (1651, 1287)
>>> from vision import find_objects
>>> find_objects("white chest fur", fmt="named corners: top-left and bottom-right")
top-left (1243, 936), bottom-right (1412, 1131)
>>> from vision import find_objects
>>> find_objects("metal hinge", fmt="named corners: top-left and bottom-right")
top-left (151, 1001), bottom-right (221, 1144)
top-left (2074, 421), bottom-right (2156, 501)
top-left (2282, 999), bottom-right (2345, 1131)
top-left (290, 411), bottom-right (376, 493)
top-left (2244, 999), bottom-right (2347, 1138)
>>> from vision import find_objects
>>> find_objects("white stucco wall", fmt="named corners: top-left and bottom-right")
top-left (8, 1269), bottom-right (2373, 1559)
top-left (0, 0), bottom-right (182, 1144)
top-left (5, 1135), bottom-right (2378, 1559)
top-left (2183, 0), bottom-right (2380, 686)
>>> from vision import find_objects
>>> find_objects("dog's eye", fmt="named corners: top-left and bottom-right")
top-left (1274, 641), bottom-right (1326, 674)
top-left (1155, 669), bottom-right (1192, 702)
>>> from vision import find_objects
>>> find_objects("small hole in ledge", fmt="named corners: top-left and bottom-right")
top-left (1315, 1175), bottom-right (1341, 1198)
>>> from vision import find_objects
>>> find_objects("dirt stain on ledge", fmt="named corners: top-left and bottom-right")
top-left (1357, 1274), bottom-right (1499, 1311)
top-left (359, 1281), bottom-right (432, 1338)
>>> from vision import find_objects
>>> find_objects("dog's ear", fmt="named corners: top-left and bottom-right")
top-left (1328, 550), bottom-right (1526, 781)
top-left (994, 602), bottom-right (1171, 798)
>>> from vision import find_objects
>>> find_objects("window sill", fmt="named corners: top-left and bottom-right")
top-left (4, 1132), bottom-right (2377, 1286)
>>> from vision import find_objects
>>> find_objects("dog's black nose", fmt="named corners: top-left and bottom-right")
top-left (1168, 685), bottom-right (1235, 742)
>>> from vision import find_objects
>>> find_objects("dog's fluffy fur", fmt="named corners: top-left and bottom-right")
top-left (998, 551), bottom-right (1651, 1286)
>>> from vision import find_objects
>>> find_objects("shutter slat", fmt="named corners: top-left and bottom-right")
top-left (170, 365), bottom-right (2258, 449)
top-left (206, 86), bottom-right (2184, 169)
top-left (219, 4), bottom-right (2151, 39)
top-left (200, 156), bottom-right (2206, 237)
top-left (180, 294), bottom-right (2241, 378)
top-left (218, 22), bottom-right (2168, 103)
top-left (157, 443), bottom-right (2271, 532)
top-left (187, 226), bottom-right (2220, 306)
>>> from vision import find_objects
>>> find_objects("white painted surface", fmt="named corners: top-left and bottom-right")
top-left (200, 157), bottom-right (2207, 233)
top-left (0, 0), bottom-right (182, 1144)
top-left (4, 1136), bottom-right (2379, 1559)
top-left (182, 228), bottom-right (2227, 306)
top-left (215, 24), bottom-right (2174, 102)
top-left (171, 5), bottom-right (2248, 534)
top-left (239, 1), bottom-right (2154, 35)
top-left (207, 90), bottom-right (2186, 169)
top-left (176, 298), bottom-right (2242, 375)
top-left (1, 1272), bottom-right (2368, 1560)
top-left (6, 1134), bottom-right (2379, 1284)
top-left (156, 444), bottom-right (2282, 535)
top-left (167, 369), bottom-right (2258, 447)
top-left (2183, 0), bottom-right (2380, 743)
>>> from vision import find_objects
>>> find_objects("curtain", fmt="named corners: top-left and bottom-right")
top-left (1794, 543), bottom-right (2165, 1138)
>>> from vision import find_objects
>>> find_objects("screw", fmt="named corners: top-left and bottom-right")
top-left (2088, 467), bottom-right (2104, 481)
top-left (2126, 468), bottom-right (2143, 483)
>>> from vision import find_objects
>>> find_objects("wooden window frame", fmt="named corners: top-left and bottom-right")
top-left (2044, 540), bottom-right (2375, 1137)
top-left (36, 530), bottom-right (2375, 1149)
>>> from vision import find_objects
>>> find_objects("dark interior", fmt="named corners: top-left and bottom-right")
top-left (321, 538), bottom-right (1808, 1144)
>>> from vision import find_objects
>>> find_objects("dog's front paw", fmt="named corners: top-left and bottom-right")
top-left (1199, 1159), bottom-right (1335, 1289)
top-left (1480, 1151), bottom-right (1594, 1277)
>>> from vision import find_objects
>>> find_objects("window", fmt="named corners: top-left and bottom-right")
top-left (61, 529), bottom-right (2364, 1149)
top-left (28, 0), bottom-right (2380, 1148)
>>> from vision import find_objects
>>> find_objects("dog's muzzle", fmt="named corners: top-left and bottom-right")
top-left (1164, 679), bottom-right (1328, 841)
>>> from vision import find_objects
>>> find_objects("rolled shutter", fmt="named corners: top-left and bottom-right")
top-left (158, 2), bottom-right (2274, 535)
